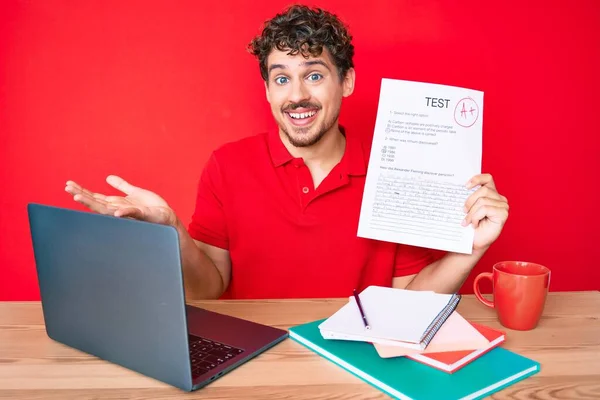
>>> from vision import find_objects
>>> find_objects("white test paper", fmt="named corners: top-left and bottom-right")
top-left (357, 79), bottom-right (484, 254)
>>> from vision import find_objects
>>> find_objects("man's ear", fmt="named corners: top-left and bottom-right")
top-left (264, 81), bottom-right (271, 103)
top-left (342, 68), bottom-right (356, 97)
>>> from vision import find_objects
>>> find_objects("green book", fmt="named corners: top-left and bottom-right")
top-left (289, 319), bottom-right (540, 400)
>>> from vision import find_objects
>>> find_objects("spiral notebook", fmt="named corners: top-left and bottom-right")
top-left (318, 286), bottom-right (460, 350)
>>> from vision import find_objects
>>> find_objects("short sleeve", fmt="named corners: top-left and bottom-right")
top-left (187, 152), bottom-right (229, 249)
top-left (394, 244), bottom-right (444, 277)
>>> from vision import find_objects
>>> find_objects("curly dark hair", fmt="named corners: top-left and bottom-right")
top-left (247, 5), bottom-right (354, 82)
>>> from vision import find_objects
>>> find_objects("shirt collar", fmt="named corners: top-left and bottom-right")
top-left (267, 126), bottom-right (367, 176)
top-left (267, 128), bottom-right (294, 167)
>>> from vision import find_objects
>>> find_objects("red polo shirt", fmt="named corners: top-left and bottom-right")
top-left (188, 128), bottom-right (439, 299)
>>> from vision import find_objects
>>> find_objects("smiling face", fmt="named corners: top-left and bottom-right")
top-left (265, 48), bottom-right (355, 148)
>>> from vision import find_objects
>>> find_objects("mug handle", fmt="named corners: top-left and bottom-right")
top-left (473, 272), bottom-right (494, 308)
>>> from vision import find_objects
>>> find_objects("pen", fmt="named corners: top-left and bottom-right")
top-left (353, 289), bottom-right (371, 330)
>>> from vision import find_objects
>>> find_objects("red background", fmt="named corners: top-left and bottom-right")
top-left (1, 0), bottom-right (599, 300)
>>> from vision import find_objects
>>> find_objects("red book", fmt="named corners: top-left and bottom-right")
top-left (406, 323), bottom-right (506, 373)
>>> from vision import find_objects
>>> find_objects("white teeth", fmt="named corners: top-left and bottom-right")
top-left (289, 110), bottom-right (317, 119)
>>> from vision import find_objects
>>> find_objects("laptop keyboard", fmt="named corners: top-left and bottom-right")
top-left (189, 334), bottom-right (245, 378)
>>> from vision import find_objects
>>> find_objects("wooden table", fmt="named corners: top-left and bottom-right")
top-left (0, 292), bottom-right (598, 399)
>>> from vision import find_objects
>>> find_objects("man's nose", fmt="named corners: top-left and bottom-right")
top-left (288, 80), bottom-right (310, 104)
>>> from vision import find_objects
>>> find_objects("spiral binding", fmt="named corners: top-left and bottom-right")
top-left (419, 293), bottom-right (462, 347)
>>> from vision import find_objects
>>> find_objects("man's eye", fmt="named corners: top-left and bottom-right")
top-left (308, 73), bottom-right (322, 81)
top-left (275, 76), bottom-right (289, 85)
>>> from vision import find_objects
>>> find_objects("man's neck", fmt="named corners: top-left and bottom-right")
top-left (280, 125), bottom-right (346, 188)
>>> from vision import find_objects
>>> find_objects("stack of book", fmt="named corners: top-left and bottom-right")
top-left (289, 286), bottom-right (540, 399)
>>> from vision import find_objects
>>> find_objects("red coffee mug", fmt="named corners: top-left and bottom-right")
top-left (473, 261), bottom-right (551, 330)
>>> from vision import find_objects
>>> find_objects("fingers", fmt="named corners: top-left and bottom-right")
top-left (72, 191), bottom-right (117, 215)
top-left (71, 190), bottom-right (141, 219)
top-left (466, 173), bottom-right (496, 191)
top-left (65, 178), bottom-right (142, 218)
top-left (104, 195), bottom-right (130, 204)
top-left (65, 182), bottom-right (109, 206)
top-left (106, 175), bottom-right (137, 195)
top-left (114, 207), bottom-right (144, 219)
top-left (65, 180), bottom-right (95, 197)
top-left (468, 205), bottom-right (508, 229)
top-left (464, 185), bottom-right (508, 212)
top-left (462, 198), bottom-right (509, 228)
top-left (92, 193), bottom-right (108, 202)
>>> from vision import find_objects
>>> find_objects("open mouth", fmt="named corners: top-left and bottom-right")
top-left (285, 109), bottom-right (319, 127)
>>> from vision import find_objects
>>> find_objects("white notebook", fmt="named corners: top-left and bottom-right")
top-left (318, 286), bottom-right (460, 350)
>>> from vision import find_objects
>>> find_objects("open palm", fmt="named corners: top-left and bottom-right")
top-left (65, 175), bottom-right (176, 226)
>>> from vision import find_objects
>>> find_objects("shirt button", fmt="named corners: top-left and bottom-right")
top-left (302, 187), bottom-right (309, 194)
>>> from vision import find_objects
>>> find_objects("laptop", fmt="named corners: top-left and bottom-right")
top-left (27, 203), bottom-right (288, 391)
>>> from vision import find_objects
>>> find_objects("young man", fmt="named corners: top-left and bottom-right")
top-left (65, 5), bottom-right (509, 300)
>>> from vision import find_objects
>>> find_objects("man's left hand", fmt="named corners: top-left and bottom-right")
top-left (462, 173), bottom-right (509, 252)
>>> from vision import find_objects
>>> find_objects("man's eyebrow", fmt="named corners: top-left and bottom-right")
top-left (268, 64), bottom-right (287, 74)
top-left (267, 60), bottom-right (331, 75)
top-left (301, 60), bottom-right (330, 70)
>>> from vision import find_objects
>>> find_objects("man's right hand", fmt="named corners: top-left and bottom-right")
top-left (65, 175), bottom-right (177, 226)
